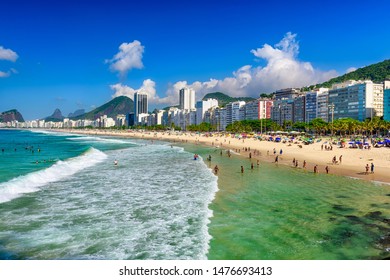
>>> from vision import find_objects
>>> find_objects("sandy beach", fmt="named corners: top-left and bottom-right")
top-left (57, 128), bottom-right (390, 184)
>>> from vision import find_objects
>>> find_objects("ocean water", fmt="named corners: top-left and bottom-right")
top-left (0, 130), bottom-right (217, 259)
top-left (179, 143), bottom-right (390, 260)
top-left (0, 130), bottom-right (389, 260)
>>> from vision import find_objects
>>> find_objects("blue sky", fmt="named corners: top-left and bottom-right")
top-left (1, 0), bottom-right (390, 120)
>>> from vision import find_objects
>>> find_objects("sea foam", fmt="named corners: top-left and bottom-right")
top-left (0, 148), bottom-right (107, 203)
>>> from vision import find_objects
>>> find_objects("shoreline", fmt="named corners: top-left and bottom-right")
top-left (41, 128), bottom-right (390, 184)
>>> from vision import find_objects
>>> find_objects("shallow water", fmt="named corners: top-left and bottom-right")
top-left (179, 143), bottom-right (390, 260)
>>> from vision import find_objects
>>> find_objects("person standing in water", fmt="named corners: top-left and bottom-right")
top-left (114, 159), bottom-right (118, 166)
top-left (241, 166), bottom-right (244, 173)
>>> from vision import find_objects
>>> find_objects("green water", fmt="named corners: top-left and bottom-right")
top-left (180, 144), bottom-right (390, 260)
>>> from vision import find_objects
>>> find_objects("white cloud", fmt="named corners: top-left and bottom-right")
top-left (0, 46), bottom-right (18, 62)
top-left (0, 46), bottom-right (18, 78)
top-left (164, 32), bottom-right (338, 100)
top-left (0, 71), bottom-right (11, 78)
top-left (111, 79), bottom-right (164, 104)
top-left (106, 40), bottom-right (144, 77)
top-left (346, 67), bottom-right (357, 73)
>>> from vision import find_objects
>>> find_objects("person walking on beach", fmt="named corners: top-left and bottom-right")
top-left (274, 155), bottom-right (279, 163)
top-left (325, 165), bottom-right (329, 174)
top-left (303, 160), bottom-right (306, 169)
top-left (249, 152), bottom-right (252, 159)
top-left (339, 155), bottom-right (342, 164)
top-left (332, 156), bottom-right (336, 164)
top-left (241, 166), bottom-right (244, 173)
top-left (371, 163), bottom-right (374, 174)
top-left (314, 165), bottom-right (318, 173)
top-left (273, 148), bottom-right (276, 155)
top-left (295, 160), bottom-right (298, 168)
top-left (365, 164), bottom-right (369, 175)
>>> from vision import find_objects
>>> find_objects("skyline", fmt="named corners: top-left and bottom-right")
top-left (1, 0), bottom-right (390, 120)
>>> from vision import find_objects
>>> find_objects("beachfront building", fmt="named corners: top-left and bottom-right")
top-left (271, 99), bottom-right (294, 126)
top-left (212, 107), bottom-right (227, 131)
top-left (245, 100), bottom-right (259, 120)
top-left (259, 99), bottom-right (274, 119)
top-left (316, 90), bottom-right (329, 122)
top-left (226, 101), bottom-right (246, 126)
top-left (328, 80), bottom-right (383, 122)
top-left (244, 98), bottom-right (274, 121)
top-left (274, 88), bottom-right (300, 100)
top-left (293, 95), bottom-right (305, 123)
top-left (179, 87), bottom-right (196, 110)
top-left (384, 81), bottom-right (390, 121)
top-left (126, 113), bottom-right (134, 127)
top-left (116, 114), bottom-right (126, 127)
top-left (305, 88), bottom-right (329, 123)
top-left (134, 91), bottom-right (148, 125)
top-left (196, 98), bottom-right (218, 125)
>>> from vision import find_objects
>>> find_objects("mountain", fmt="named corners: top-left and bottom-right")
top-left (0, 109), bottom-right (25, 122)
top-left (316, 59), bottom-right (390, 89)
top-left (68, 109), bottom-right (85, 118)
top-left (44, 108), bottom-right (64, 122)
top-left (202, 92), bottom-right (256, 107)
top-left (73, 96), bottom-right (133, 120)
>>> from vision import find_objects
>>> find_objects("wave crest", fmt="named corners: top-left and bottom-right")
top-left (0, 148), bottom-right (107, 204)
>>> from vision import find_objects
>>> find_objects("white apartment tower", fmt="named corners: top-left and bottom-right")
top-left (134, 91), bottom-right (148, 124)
top-left (179, 87), bottom-right (196, 110)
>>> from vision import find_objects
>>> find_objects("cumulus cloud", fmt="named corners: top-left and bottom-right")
top-left (0, 46), bottom-right (18, 78)
top-left (111, 79), bottom-right (165, 104)
top-left (346, 67), bottom-right (357, 73)
top-left (0, 46), bottom-right (18, 62)
top-left (106, 40), bottom-right (144, 77)
top-left (0, 71), bottom-right (11, 78)
top-left (164, 32), bottom-right (338, 100)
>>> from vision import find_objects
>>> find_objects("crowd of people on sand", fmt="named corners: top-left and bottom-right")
top-left (200, 142), bottom-right (378, 178)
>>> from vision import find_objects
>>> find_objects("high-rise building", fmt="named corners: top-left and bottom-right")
top-left (305, 88), bottom-right (329, 123)
top-left (179, 87), bottom-right (196, 110)
top-left (383, 81), bottom-right (390, 121)
top-left (271, 99), bottom-right (294, 126)
top-left (196, 98), bottom-right (218, 125)
top-left (274, 88), bottom-right (300, 100)
top-left (328, 80), bottom-right (383, 121)
top-left (317, 90), bottom-right (329, 122)
top-left (293, 95), bottom-right (306, 123)
top-left (226, 101), bottom-right (246, 125)
top-left (134, 91), bottom-right (148, 124)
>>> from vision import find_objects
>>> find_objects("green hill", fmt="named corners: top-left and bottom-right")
top-left (316, 59), bottom-right (390, 88)
top-left (73, 96), bottom-right (133, 120)
top-left (202, 92), bottom-right (256, 107)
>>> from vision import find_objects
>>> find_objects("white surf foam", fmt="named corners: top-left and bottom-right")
top-left (67, 136), bottom-right (134, 144)
top-left (0, 148), bottom-right (107, 203)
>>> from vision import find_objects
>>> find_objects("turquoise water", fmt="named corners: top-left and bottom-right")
top-left (0, 130), bottom-right (217, 259)
top-left (0, 129), bottom-right (389, 259)
top-left (179, 143), bottom-right (390, 260)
